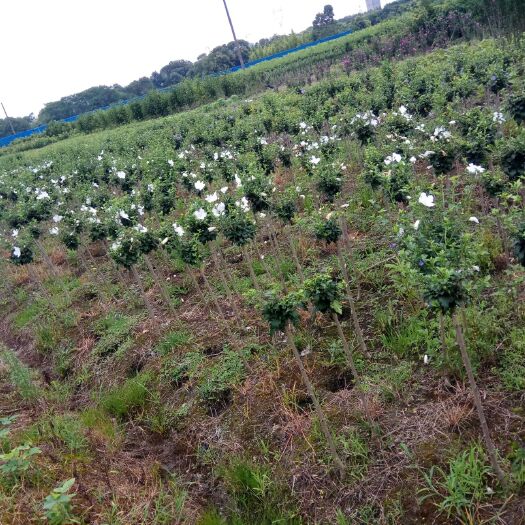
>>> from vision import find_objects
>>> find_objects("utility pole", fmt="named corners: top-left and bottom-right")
top-left (1, 102), bottom-right (17, 136)
top-left (221, 0), bottom-right (245, 69)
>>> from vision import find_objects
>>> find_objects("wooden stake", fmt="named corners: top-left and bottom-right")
top-left (332, 313), bottom-right (373, 426)
top-left (144, 254), bottom-right (175, 314)
top-left (453, 311), bottom-right (506, 485)
top-left (285, 323), bottom-right (345, 477)
top-left (336, 242), bottom-right (369, 357)
top-left (131, 265), bottom-right (156, 319)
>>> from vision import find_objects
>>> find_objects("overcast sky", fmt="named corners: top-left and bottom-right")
top-left (2, 0), bottom-right (392, 118)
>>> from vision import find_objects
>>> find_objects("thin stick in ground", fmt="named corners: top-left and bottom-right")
top-left (336, 241), bottom-right (369, 358)
top-left (453, 311), bottom-right (506, 485)
top-left (285, 322), bottom-right (345, 477)
top-left (130, 265), bottom-right (156, 319)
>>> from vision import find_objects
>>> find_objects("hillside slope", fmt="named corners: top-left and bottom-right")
top-left (1, 32), bottom-right (525, 525)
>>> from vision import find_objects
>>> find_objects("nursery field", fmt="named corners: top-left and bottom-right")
top-left (1, 6), bottom-right (525, 525)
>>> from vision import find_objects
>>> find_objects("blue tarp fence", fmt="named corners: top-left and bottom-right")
top-left (0, 28), bottom-right (352, 148)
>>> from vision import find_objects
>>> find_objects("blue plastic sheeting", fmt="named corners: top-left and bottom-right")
top-left (0, 28), bottom-right (352, 148)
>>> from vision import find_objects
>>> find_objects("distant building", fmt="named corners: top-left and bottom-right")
top-left (366, 0), bottom-right (381, 11)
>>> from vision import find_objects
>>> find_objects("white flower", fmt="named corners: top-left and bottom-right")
top-left (433, 126), bottom-right (451, 140)
top-left (420, 150), bottom-right (435, 159)
top-left (194, 208), bottom-right (207, 221)
top-left (413, 219), bottom-right (421, 230)
top-left (258, 212), bottom-right (266, 218)
top-left (236, 196), bottom-right (250, 212)
top-left (147, 184), bottom-right (154, 193)
top-left (194, 180), bottom-right (206, 191)
top-left (116, 171), bottom-right (126, 180)
top-left (310, 156), bottom-right (321, 165)
top-left (234, 174), bottom-right (243, 187)
top-left (384, 152), bottom-right (402, 165)
top-left (212, 202), bottom-right (226, 217)
top-left (12, 229), bottom-right (19, 238)
top-left (418, 192), bottom-right (435, 208)
top-left (299, 122), bottom-right (308, 129)
top-left (205, 192), bottom-right (218, 203)
top-left (410, 156), bottom-right (417, 163)
top-left (466, 163), bottom-right (485, 175)
top-left (260, 138), bottom-right (268, 145)
top-left (49, 227), bottom-right (59, 235)
top-left (119, 210), bottom-right (130, 220)
top-left (423, 354), bottom-right (430, 365)
top-left (134, 224), bottom-right (148, 233)
top-left (469, 216), bottom-right (479, 224)
top-left (168, 159), bottom-right (174, 167)
top-left (36, 190), bottom-right (49, 200)
top-left (208, 226), bottom-right (217, 232)
top-left (161, 237), bottom-right (169, 245)
top-left (13, 246), bottom-right (21, 258)
top-left (173, 223), bottom-right (185, 237)
top-left (472, 265), bottom-right (480, 272)
top-left (493, 112), bottom-right (505, 124)
top-left (220, 186), bottom-right (228, 194)
top-left (53, 215), bottom-right (63, 223)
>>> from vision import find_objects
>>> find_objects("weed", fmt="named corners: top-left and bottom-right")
top-left (42, 414), bottom-right (88, 455)
top-left (338, 427), bottom-right (370, 481)
top-left (155, 329), bottom-right (193, 355)
top-left (80, 408), bottom-right (119, 443)
top-left (13, 301), bottom-right (42, 329)
top-left (42, 478), bottom-right (77, 525)
top-left (197, 348), bottom-right (248, 406)
top-left (221, 459), bottom-right (302, 524)
top-left (93, 312), bottom-right (139, 358)
top-left (0, 443), bottom-right (41, 485)
top-left (497, 328), bottom-right (525, 391)
top-left (162, 351), bottom-right (202, 387)
top-left (0, 346), bottom-right (39, 400)
top-left (420, 443), bottom-right (494, 519)
top-left (100, 372), bottom-right (151, 419)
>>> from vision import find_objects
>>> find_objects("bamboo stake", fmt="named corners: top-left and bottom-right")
top-left (242, 244), bottom-right (261, 291)
top-left (35, 238), bottom-right (58, 276)
top-left (130, 265), bottom-right (156, 319)
top-left (199, 267), bottom-right (233, 339)
top-left (332, 313), bottom-right (373, 426)
top-left (336, 241), bottom-right (369, 358)
top-left (285, 322), bottom-right (345, 477)
top-left (144, 254), bottom-right (175, 314)
top-left (453, 311), bottom-right (506, 485)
